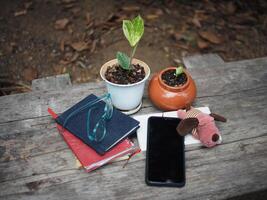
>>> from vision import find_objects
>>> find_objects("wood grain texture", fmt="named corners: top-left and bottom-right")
top-left (0, 87), bottom-right (266, 163)
top-left (1, 56), bottom-right (267, 200)
top-left (190, 59), bottom-right (267, 97)
top-left (0, 58), bottom-right (266, 123)
top-left (183, 53), bottom-right (224, 69)
top-left (1, 134), bottom-right (267, 200)
top-left (32, 74), bottom-right (72, 91)
top-left (0, 87), bottom-right (266, 199)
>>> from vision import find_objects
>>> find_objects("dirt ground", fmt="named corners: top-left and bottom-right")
top-left (0, 0), bottom-right (267, 95)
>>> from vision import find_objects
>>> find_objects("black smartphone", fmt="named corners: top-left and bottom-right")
top-left (145, 116), bottom-right (185, 187)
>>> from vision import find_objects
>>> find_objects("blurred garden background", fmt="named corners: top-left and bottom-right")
top-left (0, 0), bottom-right (267, 95)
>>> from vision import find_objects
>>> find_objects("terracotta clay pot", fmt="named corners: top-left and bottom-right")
top-left (148, 67), bottom-right (197, 111)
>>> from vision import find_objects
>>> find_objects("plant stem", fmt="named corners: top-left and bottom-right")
top-left (129, 43), bottom-right (138, 69)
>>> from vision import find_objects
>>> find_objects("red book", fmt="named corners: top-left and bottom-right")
top-left (48, 108), bottom-right (137, 172)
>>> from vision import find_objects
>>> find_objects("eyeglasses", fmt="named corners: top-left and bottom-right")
top-left (63, 93), bottom-right (113, 142)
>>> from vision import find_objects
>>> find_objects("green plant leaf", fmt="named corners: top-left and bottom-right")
top-left (123, 15), bottom-right (144, 47)
top-left (175, 66), bottom-right (184, 76)
top-left (116, 51), bottom-right (130, 70)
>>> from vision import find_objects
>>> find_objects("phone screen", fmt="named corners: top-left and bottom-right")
top-left (146, 117), bottom-right (185, 187)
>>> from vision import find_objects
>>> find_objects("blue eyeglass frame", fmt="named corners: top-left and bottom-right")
top-left (63, 93), bottom-right (113, 142)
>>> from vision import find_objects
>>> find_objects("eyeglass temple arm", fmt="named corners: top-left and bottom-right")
top-left (63, 94), bottom-right (111, 126)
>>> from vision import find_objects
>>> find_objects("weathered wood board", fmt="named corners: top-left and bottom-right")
top-left (183, 53), bottom-right (224, 69)
top-left (31, 74), bottom-right (72, 91)
top-left (0, 59), bottom-right (266, 123)
top-left (0, 56), bottom-right (267, 200)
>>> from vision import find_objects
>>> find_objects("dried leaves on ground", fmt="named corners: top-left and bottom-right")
top-left (54, 18), bottom-right (69, 30)
top-left (199, 31), bottom-right (223, 44)
top-left (1, 0), bottom-right (267, 96)
top-left (70, 41), bottom-right (90, 52)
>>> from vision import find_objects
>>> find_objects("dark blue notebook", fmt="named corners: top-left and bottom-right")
top-left (56, 94), bottom-right (139, 155)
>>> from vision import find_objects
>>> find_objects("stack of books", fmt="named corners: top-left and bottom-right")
top-left (48, 94), bottom-right (140, 172)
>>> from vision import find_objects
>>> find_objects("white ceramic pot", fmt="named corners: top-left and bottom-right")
top-left (100, 58), bottom-right (150, 110)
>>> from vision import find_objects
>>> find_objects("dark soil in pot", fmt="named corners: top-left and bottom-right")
top-left (161, 69), bottom-right (187, 87)
top-left (105, 64), bottom-right (145, 84)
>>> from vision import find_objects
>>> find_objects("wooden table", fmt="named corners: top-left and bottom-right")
top-left (0, 57), bottom-right (267, 200)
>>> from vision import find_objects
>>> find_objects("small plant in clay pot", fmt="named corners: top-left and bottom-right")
top-left (148, 65), bottom-right (197, 111)
top-left (100, 15), bottom-right (150, 113)
top-left (161, 65), bottom-right (187, 87)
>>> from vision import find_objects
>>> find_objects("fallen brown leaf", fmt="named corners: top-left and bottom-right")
top-left (85, 12), bottom-right (91, 25)
top-left (24, 2), bottom-right (33, 9)
top-left (81, 32), bottom-right (86, 41)
top-left (146, 14), bottom-right (159, 20)
top-left (70, 7), bottom-right (81, 15)
top-left (197, 39), bottom-right (209, 49)
top-left (64, 3), bottom-right (75, 9)
top-left (61, 0), bottom-right (76, 3)
top-left (163, 46), bottom-right (169, 53)
top-left (195, 10), bottom-right (209, 21)
top-left (60, 52), bottom-right (79, 65)
top-left (121, 6), bottom-right (140, 12)
top-left (60, 39), bottom-right (65, 52)
top-left (53, 65), bottom-right (64, 74)
top-left (70, 41), bottom-right (90, 52)
top-left (172, 32), bottom-right (195, 43)
top-left (54, 18), bottom-right (69, 30)
top-left (11, 42), bottom-right (17, 47)
top-left (22, 67), bottom-right (37, 81)
top-left (100, 38), bottom-right (105, 47)
top-left (86, 21), bottom-right (94, 29)
top-left (90, 40), bottom-right (97, 53)
top-left (176, 44), bottom-right (190, 50)
top-left (77, 61), bottom-right (87, 69)
top-left (199, 31), bottom-right (223, 44)
top-left (192, 17), bottom-right (201, 28)
top-left (59, 59), bottom-right (71, 65)
top-left (154, 8), bottom-right (163, 16)
top-left (68, 25), bottom-right (73, 34)
top-left (65, 52), bottom-right (73, 59)
top-left (14, 10), bottom-right (27, 17)
top-left (172, 32), bottom-right (182, 41)
top-left (70, 52), bottom-right (79, 62)
top-left (191, 10), bottom-right (210, 28)
top-left (62, 67), bottom-right (67, 73)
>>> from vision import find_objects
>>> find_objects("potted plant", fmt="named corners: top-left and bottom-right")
top-left (100, 15), bottom-right (150, 112)
top-left (148, 65), bottom-right (197, 111)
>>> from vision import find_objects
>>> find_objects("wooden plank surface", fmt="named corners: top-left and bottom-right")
top-left (0, 59), bottom-right (266, 123)
top-left (0, 88), bottom-right (266, 199)
top-left (183, 53), bottom-right (224, 69)
top-left (31, 74), bottom-right (72, 91)
top-left (1, 134), bottom-right (267, 200)
top-left (0, 86), bottom-right (266, 163)
top-left (0, 57), bottom-right (267, 200)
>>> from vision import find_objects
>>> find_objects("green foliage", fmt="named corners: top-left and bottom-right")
top-left (122, 15), bottom-right (144, 47)
top-left (175, 65), bottom-right (184, 76)
top-left (116, 15), bottom-right (144, 71)
top-left (116, 51), bottom-right (130, 70)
